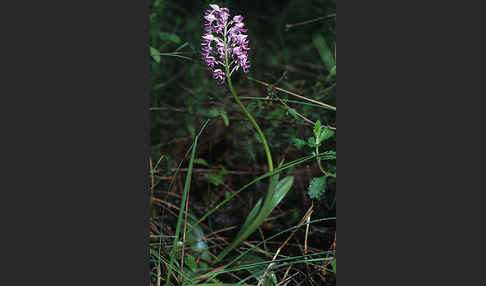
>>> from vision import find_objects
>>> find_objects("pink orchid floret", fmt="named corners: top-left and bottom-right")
top-left (201, 4), bottom-right (251, 84)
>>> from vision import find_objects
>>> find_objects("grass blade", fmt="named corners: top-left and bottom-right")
top-left (165, 120), bottom-right (209, 286)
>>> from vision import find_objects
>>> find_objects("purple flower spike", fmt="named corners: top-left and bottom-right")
top-left (201, 4), bottom-right (251, 84)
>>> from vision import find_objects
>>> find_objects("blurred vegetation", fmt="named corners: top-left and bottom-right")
top-left (149, 0), bottom-right (336, 285)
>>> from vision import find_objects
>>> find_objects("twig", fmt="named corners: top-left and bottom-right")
top-left (257, 204), bottom-right (314, 286)
top-left (247, 76), bottom-right (336, 111)
top-left (285, 14), bottom-right (336, 31)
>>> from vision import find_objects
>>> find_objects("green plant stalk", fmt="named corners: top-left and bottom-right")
top-left (315, 144), bottom-right (328, 176)
top-left (215, 45), bottom-right (280, 261)
top-left (223, 24), bottom-right (273, 173)
top-left (225, 70), bottom-right (274, 172)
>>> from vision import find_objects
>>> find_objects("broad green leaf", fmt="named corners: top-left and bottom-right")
top-left (150, 47), bottom-right (160, 63)
top-left (308, 176), bottom-right (327, 200)
top-left (318, 126), bottom-right (335, 144)
top-left (307, 137), bottom-right (316, 147)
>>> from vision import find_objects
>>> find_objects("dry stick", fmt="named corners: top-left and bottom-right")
top-left (269, 72), bottom-right (315, 126)
top-left (285, 14), bottom-right (336, 31)
top-left (247, 76), bottom-right (336, 112)
top-left (149, 106), bottom-right (188, 112)
top-left (280, 265), bottom-right (293, 285)
top-left (304, 202), bottom-right (313, 277)
top-left (150, 158), bottom-right (155, 216)
top-left (257, 204), bottom-right (315, 286)
top-left (156, 259), bottom-right (161, 286)
top-left (168, 168), bottom-right (259, 175)
top-left (258, 227), bottom-right (269, 254)
top-left (279, 270), bottom-right (300, 286)
top-left (274, 94), bottom-right (315, 125)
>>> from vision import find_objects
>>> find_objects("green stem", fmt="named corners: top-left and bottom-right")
top-left (215, 25), bottom-right (276, 262)
top-left (226, 72), bottom-right (274, 172)
top-left (223, 24), bottom-right (273, 172)
top-left (316, 144), bottom-right (328, 176)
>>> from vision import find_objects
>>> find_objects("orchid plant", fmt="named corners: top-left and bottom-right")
top-left (201, 4), bottom-right (294, 262)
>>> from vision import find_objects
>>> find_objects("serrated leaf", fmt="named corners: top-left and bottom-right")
top-left (292, 138), bottom-right (306, 150)
top-left (318, 126), bottom-right (335, 144)
top-left (307, 137), bottom-right (316, 147)
top-left (308, 176), bottom-right (327, 200)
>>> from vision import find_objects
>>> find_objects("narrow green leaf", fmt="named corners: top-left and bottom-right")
top-left (312, 33), bottom-right (335, 71)
top-left (286, 109), bottom-right (299, 120)
top-left (159, 32), bottom-right (181, 44)
top-left (185, 255), bottom-right (197, 272)
top-left (186, 123), bottom-right (195, 137)
top-left (263, 272), bottom-right (278, 286)
top-left (194, 158), bottom-right (209, 166)
top-left (265, 176), bottom-right (294, 218)
top-left (219, 111), bottom-right (229, 127)
top-left (175, 41), bottom-right (189, 51)
top-left (207, 108), bottom-right (220, 118)
top-left (313, 120), bottom-right (322, 138)
top-left (236, 198), bottom-right (263, 238)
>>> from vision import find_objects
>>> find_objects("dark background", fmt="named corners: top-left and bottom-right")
top-left (2, 0), bottom-right (484, 285)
